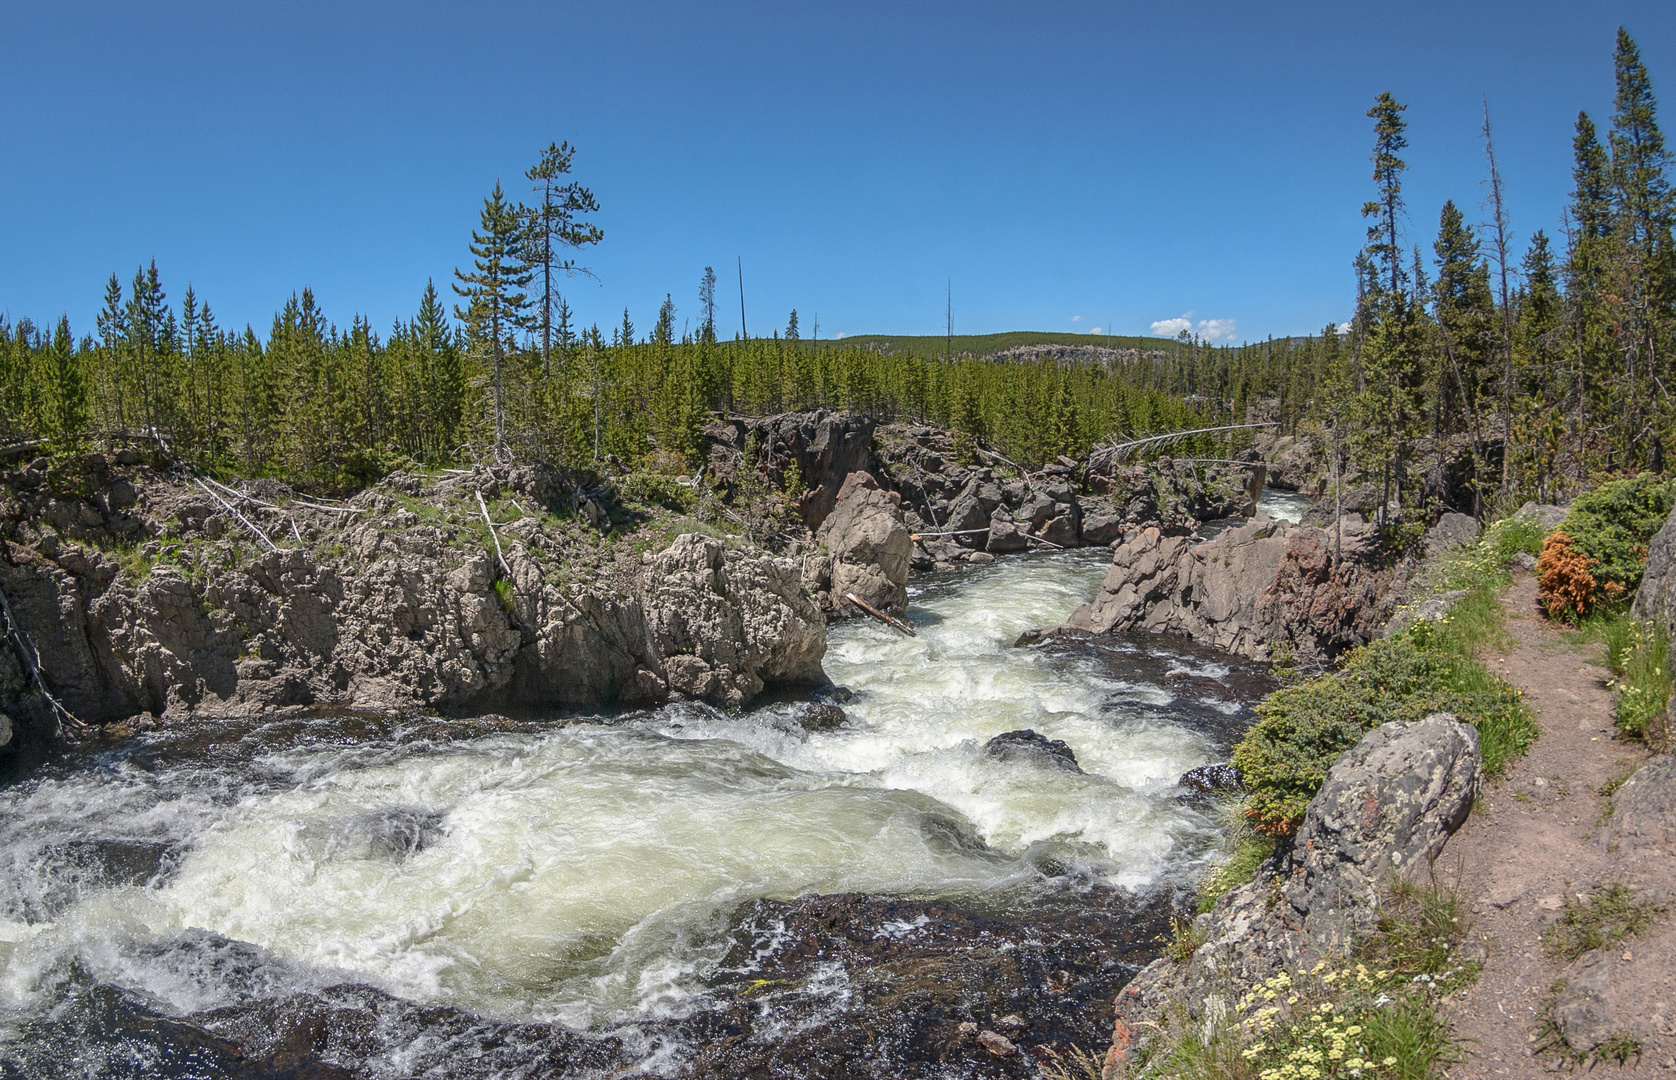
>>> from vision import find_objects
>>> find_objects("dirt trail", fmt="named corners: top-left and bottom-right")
top-left (1442, 571), bottom-right (1676, 1077)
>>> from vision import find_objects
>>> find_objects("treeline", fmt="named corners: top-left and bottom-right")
top-left (0, 271), bottom-right (1220, 486)
top-left (1175, 29), bottom-right (1675, 523)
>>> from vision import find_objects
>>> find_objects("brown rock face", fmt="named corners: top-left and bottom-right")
top-left (815, 471), bottom-right (912, 615)
top-left (1063, 516), bottom-right (1391, 662)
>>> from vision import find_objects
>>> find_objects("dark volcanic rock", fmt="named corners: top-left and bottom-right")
top-left (1177, 763), bottom-right (1242, 795)
top-left (983, 729), bottom-right (1083, 773)
top-left (685, 890), bottom-right (1171, 1079)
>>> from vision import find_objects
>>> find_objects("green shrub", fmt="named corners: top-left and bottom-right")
top-left (492, 577), bottom-right (515, 614)
top-left (1234, 635), bottom-right (1535, 837)
top-left (620, 471), bottom-right (697, 512)
top-left (1557, 473), bottom-right (1676, 602)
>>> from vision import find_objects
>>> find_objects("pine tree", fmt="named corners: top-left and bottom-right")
top-left (653, 295), bottom-right (676, 346)
top-left (453, 181), bottom-right (531, 456)
top-left (521, 141), bottom-right (602, 378)
top-left (699, 267), bottom-right (718, 343)
top-left (46, 316), bottom-right (87, 448)
top-left (785, 310), bottom-right (800, 343)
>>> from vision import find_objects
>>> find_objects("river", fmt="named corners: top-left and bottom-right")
top-left (0, 515), bottom-right (1284, 1078)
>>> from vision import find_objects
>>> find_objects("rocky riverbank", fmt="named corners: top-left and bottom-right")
top-left (2, 411), bottom-right (1281, 750)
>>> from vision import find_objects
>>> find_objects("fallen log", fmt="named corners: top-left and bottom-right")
top-left (845, 592), bottom-right (916, 637)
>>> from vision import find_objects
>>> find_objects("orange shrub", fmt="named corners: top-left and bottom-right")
top-left (1537, 530), bottom-right (1602, 622)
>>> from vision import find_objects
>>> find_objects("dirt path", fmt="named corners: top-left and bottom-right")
top-left (1442, 571), bottom-right (1676, 1077)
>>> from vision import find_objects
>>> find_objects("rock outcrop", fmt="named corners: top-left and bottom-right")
top-left (1107, 716), bottom-right (1482, 1072)
top-left (704, 410), bottom-right (875, 530)
top-left (1598, 753), bottom-right (1676, 854)
top-left (0, 462), bottom-right (828, 731)
top-left (1059, 516), bottom-right (1391, 662)
top-left (1633, 500), bottom-right (1676, 644)
top-left (809, 471), bottom-right (912, 615)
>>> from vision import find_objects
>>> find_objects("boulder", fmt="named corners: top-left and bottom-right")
top-left (1552, 950), bottom-right (1621, 1054)
top-left (1111, 716), bottom-right (1481, 1061)
top-left (983, 728), bottom-right (1083, 773)
top-left (1425, 511), bottom-right (1478, 556)
top-left (1633, 501), bottom-right (1676, 643)
top-left (1059, 516), bottom-right (1391, 662)
top-left (1598, 753), bottom-right (1676, 853)
top-left (1080, 511), bottom-right (1126, 547)
top-left (986, 508), bottom-right (1031, 554)
top-left (815, 471), bottom-right (912, 616)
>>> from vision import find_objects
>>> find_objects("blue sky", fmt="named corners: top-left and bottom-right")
top-left (2, 1), bottom-right (1671, 346)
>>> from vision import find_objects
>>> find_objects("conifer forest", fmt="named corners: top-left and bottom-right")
top-left (3, 31), bottom-right (1672, 536)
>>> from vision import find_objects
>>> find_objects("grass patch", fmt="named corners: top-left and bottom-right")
top-left (1542, 883), bottom-right (1665, 962)
top-left (1197, 807), bottom-right (1278, 912)
top-left (492, 578), bottom-right (515, 614)
top-left (1611, 620), bottom-right (1672, 748)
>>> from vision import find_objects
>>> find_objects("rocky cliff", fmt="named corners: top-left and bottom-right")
top-left (1053, 515), bottom-right (1393, 662)
top-left (0, 456), bottom-right (828, 743)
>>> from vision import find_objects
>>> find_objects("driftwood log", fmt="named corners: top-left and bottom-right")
top-left (845, 592), bottom-right (916, 636)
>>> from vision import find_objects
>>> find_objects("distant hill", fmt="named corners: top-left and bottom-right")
top-left (818, 330), bottom-right (1176, 357)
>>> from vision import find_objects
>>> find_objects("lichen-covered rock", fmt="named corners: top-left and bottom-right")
top-left (815, 471), bottom-right (912, 616)
top-left (1107, 716), bottom-right (1481, 1069)
top-left (1634, 501), bottom-right (1676, 644)
top-left (1598, 753), bottom-right (1676, 853)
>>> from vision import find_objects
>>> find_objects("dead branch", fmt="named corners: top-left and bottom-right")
top-left (1090, 423), bottom-right (1277, 470)
top-left (0, 577), bottom-right (91, 738)
top-left (477, 490), bottom-right (513, 576)
top-left (195, 479), bottom-right (281, 552)
top-left (845, 592), bottom-right (916, 636)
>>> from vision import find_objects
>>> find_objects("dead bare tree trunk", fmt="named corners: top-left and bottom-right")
top-left (1482, 99), bottom-right (1517, 497)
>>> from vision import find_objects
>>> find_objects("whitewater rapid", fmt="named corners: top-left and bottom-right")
top-left (0, 537), bottom-right (1276, 1072)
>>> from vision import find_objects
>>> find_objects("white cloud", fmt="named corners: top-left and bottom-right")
top-left (1336, 321), bottom-right (1352, 335)
top-left (1150, 314), bottom-right (1239, 342)
top-left (834, 331), bottom-right (847, 339)
top-left (1070, 314), bottom-right (1082, 322)
top-left (1091, 326), bottom-right (1103, 334)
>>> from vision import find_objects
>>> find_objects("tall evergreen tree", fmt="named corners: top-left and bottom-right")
top-left (453, 181), bottom-right (531, 456)
top-left (699, 267), bottom-right (718, 343)
top-left (521, 141), bottom-right (602, 378)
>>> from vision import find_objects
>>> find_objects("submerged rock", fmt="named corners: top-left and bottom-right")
top-left (984, 729), bottom-right (1083, 773)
